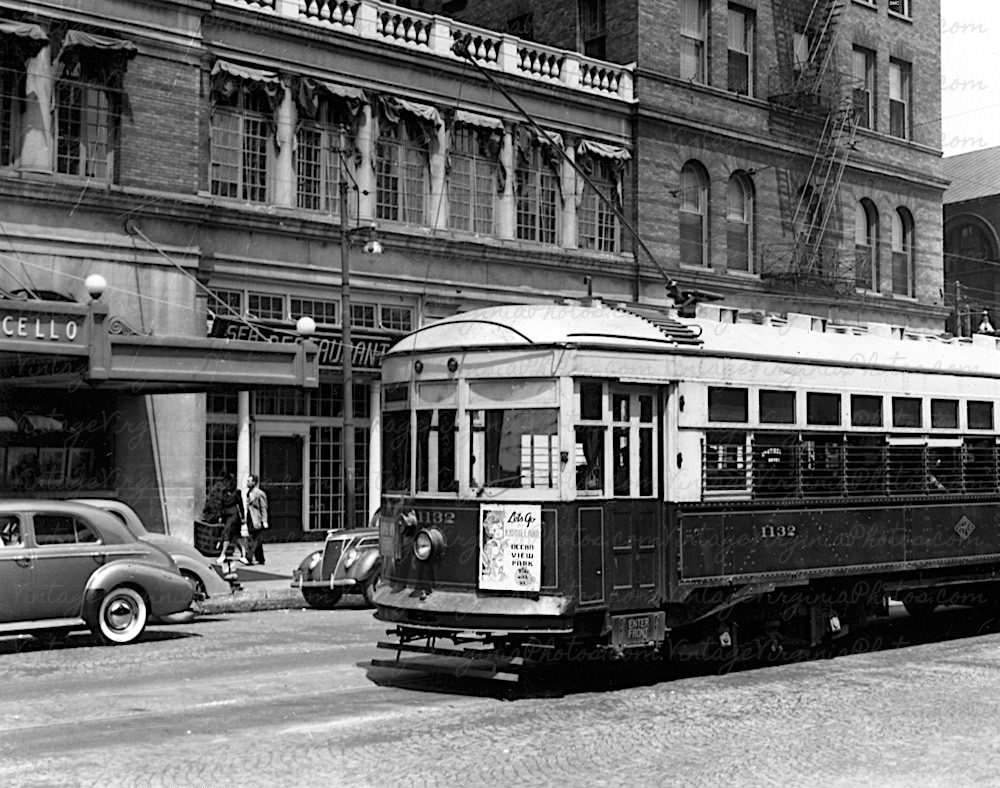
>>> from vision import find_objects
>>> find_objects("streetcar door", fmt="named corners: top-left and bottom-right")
top-left (606, 387), bottom-right (661, 611)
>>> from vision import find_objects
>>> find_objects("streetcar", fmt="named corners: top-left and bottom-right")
top-left (372, 299), bottom-right (1000, 676)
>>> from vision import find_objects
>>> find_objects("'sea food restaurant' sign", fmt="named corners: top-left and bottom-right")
top-left (0, 310), bottom-right (82, 344)
top-left (209, 316), bottom-right (393, 372)
top-left (478, 503), bottom-right (542, 592)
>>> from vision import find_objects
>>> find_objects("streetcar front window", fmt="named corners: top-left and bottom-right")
top-left (382, 410), bottom-right (411, 492)
top-left (416, 408), bottom-right (458, 493)
top-left (469, 408), bottom-right (559, 490)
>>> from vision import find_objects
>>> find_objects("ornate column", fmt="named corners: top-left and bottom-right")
top-left (561, 140), bottom-right (577, 249)
top-left (497, 121), bottom-right (515, 239)
top-left (356, 103), bottom-right (375, 222)
top-left (429, 121), bottom-right (448, 229)
top-left (20, 44), bottom-right (53, 172)
top-left (273, 83), bottom-right (295, 207)
top-left (237, 391), bottom-right (251, 487)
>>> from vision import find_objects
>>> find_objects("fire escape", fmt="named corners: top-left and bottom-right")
top-left (764, 0), bottom-right (858, 294)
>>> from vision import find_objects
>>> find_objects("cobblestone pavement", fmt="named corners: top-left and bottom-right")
top-left (2, 607), bottom-right (1000, 787)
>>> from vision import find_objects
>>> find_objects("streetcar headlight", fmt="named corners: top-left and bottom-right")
top-left (307, 552), bottom-right (322, 571)
top-left (343, 547), bottom-right (359, 568)
top-left (413, 528), bottom-right (446, 561)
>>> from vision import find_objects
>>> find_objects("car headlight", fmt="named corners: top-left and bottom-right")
top-left (413, 528), bottom-right (446, 561)
top-left (307, 552), bottom-right (322, 571)
top-left (343, 547), bottom-right (359, 568)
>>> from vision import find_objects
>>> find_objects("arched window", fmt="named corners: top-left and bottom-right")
top-left (679, 160), bottom-right (709, 267)
top-left (726, 172), bottom-right (754, 272)
top-left (891, 207), bottom-right (914, 297)
top-left (854, 199), bottom-right (879, 291)
top-left (945, 221), bottom-right (997, 261)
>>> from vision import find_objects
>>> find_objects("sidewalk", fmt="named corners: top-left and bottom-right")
top-left (201, 540), bottom-right (322, 614)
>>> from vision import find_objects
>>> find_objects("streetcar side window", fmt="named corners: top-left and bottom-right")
top-left (760, 390), bottom-right (795, 424)
top-left (965, 438), bottom-right (998, 491)
top-left (576, 426), bottom-right (605, 492)
top-left (806, 393), bottom-right (841, 426)
top-left (708, 387), bottom-right (748, 422)
top-left (968, 401), bottom-right (994, 430)
top-left (931, 399), bottom-right (958, 429)
top-left (892, 397), bottom-right (922, 428)
top-left (704, 430), bottom-right (748, 494)
top-left (851, 395), bottom-right (883, 427)
top-left (576, 382), bottom-right (605, 494)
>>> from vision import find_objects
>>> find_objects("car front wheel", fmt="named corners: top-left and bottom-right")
top-left (302, 588), bottom-right (342, 609)
top-left (94, 586), bottom-right (148, 645)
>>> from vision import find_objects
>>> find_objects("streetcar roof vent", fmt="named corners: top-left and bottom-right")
top-left (616, 303), bottom-right (704, 346)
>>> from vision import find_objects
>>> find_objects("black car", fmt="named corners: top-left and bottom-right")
top-left (291, 528), bottom-right (381, 608)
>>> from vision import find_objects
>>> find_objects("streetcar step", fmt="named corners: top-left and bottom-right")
top-left (370, 656), bottom-right (521, 682)
top-left (376, 639), bottom-right (527, 665)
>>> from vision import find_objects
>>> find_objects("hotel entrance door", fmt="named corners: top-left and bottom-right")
top-left (258, 435), bottom-right (304, 539)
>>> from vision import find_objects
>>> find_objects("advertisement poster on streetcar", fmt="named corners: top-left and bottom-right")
top-left (478, 503), bottom-right (541, 592)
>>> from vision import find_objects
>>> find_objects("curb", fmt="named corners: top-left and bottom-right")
top-left (202, 585), bottom-right (307, 615)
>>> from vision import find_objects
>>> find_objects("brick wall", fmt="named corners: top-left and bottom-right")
top-left (119, 55), bottom-right (201, 194)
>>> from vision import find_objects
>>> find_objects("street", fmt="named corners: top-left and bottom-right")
top-left (3, 605), bottom-right (1000, 787)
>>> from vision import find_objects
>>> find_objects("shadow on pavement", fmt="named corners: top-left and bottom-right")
top-left (363, 606), bottom-right (1000, 700)
top-left (0, 628), bottom-right (197, 654)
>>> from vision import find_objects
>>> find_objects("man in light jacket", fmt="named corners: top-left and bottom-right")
top-left (245, 473), bottom-right (269, 565)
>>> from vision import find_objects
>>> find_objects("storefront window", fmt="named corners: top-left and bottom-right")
top-left (0, 392), bottom-right (113, 493)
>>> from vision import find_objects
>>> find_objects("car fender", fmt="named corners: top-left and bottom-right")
top-left (82, 560), bottom-right (194, 623)
top-left (292, 550), bottom-right (324, 583)
top-left (170, 553), bottom-right (231, 597)
top-left (352, 550), bottom-right (381, 583)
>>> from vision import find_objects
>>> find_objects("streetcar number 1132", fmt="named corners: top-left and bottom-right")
top-left (760, 524), bottom-right (797, 538)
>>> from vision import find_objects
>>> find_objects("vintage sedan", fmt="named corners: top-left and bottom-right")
top-left (291, 527), bottom-right (381, 609)
top-left (71, 497), bottom-right (232, 612)
top-left (0, 500), bottom-right (193, 645)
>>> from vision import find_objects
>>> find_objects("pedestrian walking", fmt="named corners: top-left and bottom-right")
top-left (245, 473), bottom-right (269, 565)
top-left (216, 472), bottom-right (248, 565)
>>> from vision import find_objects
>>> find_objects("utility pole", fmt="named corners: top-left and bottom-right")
top-left (339, 126), bottom-right (355, 530)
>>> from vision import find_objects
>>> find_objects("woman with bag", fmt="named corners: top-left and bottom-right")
top-left (216, 472), bottom-right (247, 565)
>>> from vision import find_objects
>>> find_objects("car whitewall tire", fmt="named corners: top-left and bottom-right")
top-left (95, 587), bottom-right (148, 645)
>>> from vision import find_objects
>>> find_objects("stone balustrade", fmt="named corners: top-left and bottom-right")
top-left (219, 0), bottom-right (634, 102)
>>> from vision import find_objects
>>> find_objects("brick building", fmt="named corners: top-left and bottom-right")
top-left (427, 0), bottom-right (949, 326)
top-left (0, 0), bottom-right (949, 540)
top-left (942, 146), bottom-right (1000, 335)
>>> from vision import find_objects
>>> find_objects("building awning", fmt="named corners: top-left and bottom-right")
top-left (60, 29), bottom-right (137, 56)
top-left (577, 139), bottom-right (631, 163)
top-left (379, 95), bottom-right (442, 129)
top-left (453, 109), bottom-right (504, 131)
top-left (294, 77), bottom-right (367, 122)
top-left (0, 300), bottom-right (318, 394)
top-left (0, 20), bottom-right (47, 42)
top-left (211, 60), bottom-right (280, 89)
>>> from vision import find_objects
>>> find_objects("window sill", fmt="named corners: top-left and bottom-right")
top-left (887, 11), bottom-right (912, 23)
top-left (851, 0), bottom-right (878, 10)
